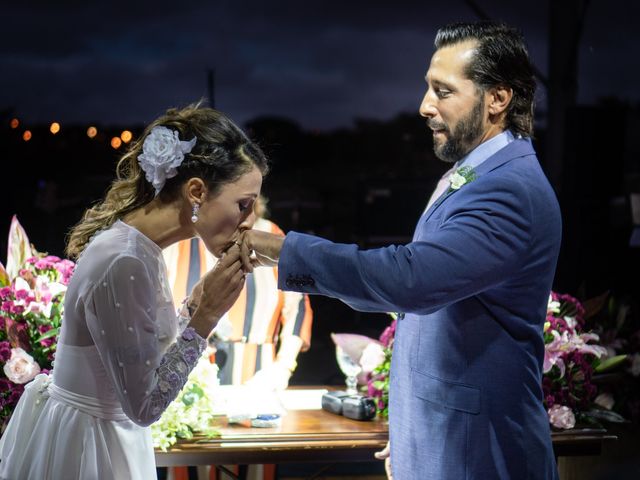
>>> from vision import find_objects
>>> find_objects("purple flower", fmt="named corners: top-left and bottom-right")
top-left (0, 341), bottom-right (12, 362)
top-left (0, 287), bottom-right (12, 300)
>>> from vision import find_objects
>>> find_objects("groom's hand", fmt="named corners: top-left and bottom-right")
top-left (374, 441), bottom-right (392, 479)
top-left (238, 230), bottom-right (284, 272)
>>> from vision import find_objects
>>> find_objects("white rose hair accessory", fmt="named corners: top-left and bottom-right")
top-left (138, 126), bottom-right (197, 195)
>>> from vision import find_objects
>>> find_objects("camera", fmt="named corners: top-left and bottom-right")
top-left (321, 390), bottom-right (377, 421)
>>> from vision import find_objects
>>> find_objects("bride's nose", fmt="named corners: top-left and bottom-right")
top-left (239, 209), bottom-right (257, 231)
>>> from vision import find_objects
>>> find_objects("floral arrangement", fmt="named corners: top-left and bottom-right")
top-left (541, 292), bottom-right (618, 429)
top-left (0, 216), bottom-right (222, 447)
top-left (151, 352), bottom-right (221, 451)
top-left (365, 316), bottom-right (396, 418)
top-left (0, 216), bottom-right (75, 430)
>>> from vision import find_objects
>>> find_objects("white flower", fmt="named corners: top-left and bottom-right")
top-left (547, 404), bottom-right (576, 429)
top-left (151, 352), bottom-right (220, 451)
top-left (594, 392), bottom-right (614, 410)
top-left (138, 126), bottom-right (197, 195)
top-left (359, 343), bottom-right (386, 373)
top-left (547, 294), bottom-right (561, 314)
top-left (3, 347), bottom-right (41, 384)
top-left (449, 171), bottom-right (467, 190)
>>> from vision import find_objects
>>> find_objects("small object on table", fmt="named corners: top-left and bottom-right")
top-left (251, 414), bottom-right (282, 428)
top-left (322, 391), bottom-right (377, 421)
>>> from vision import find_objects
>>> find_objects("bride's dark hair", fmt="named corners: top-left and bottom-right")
top-left (66, 103), bottom-right (268, 259)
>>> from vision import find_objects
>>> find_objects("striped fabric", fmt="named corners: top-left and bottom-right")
top-left (162, 218), bottom-right (313, 384)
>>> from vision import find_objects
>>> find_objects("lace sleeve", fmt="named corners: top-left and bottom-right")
top-left (86, 255), bottom-right (206, 427)
top-left (147, 326), bottom-right (206, 420)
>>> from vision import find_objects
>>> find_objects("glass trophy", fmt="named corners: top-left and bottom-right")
top-left (335, 345), bottom-right (362, 395)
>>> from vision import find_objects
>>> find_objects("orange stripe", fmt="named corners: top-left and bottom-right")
top-left (172, 240), bottom-right (191, 304)
top-left (198, 239), bottom-right (208, 278)
top-left (241, 344), bottom-right (258, 382)
top-left (173, 467), bottom-right (189, 480)
top-left (229, 286), bottom-right (247, 339)
top-left (210, 466), bottom-right (218, 480)
top-left (265, 291), bottom-right (284, 343)
top-left (263, 464), bottom-right (276, 480)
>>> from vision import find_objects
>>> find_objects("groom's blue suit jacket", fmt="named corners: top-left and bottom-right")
top-left (278, 138), bottom-right (561, 479)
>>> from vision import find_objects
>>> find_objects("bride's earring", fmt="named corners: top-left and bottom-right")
top-left (191, 202), bottom-right (200, 223)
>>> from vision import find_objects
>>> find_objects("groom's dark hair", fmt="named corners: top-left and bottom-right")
top-left (435, 22), bottom-right (536, 138)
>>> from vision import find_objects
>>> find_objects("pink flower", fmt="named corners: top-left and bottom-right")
top-left (0, 287), bottom-right (12, 300)
top-left (3, 348), bottom-right (41, 384)
top-left (379, 319), bottom-right (397, 347)
top-left (548, 404), bottom-right (576, 429)
top-left (14, 289), bottom-right (30, 301)
top-left (543, 330), bottom-right (607, 377)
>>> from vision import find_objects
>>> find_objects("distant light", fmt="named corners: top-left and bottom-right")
top-left (10, 118), bottom-right (19, 129)
top-left (23, 130), bottom-right (32, 141)
top-left (87, 126), bottom-right (98, 138)
top-left (111, 137), bottom-right (122, 149)
top-left (120, 130), bottom-right (133, 143)
top-left (50, 122), bottom-right (61, 134)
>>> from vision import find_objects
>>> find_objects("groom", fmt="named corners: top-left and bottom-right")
top-left (241, 22), bottom-right (561, 479)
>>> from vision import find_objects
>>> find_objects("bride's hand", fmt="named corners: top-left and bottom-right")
top-left (238, 230), bottom-right (284, 272)
top-left (188, 244), bottom-right (245, 338)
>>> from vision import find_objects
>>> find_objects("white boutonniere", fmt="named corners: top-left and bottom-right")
top-left (448, 166), bottom-right (477, 191)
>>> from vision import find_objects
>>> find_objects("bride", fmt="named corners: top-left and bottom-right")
top-left (0, 104), bottom-right (268, 479)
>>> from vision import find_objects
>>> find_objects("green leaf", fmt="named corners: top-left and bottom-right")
top-left (594, 354), bottom-right (628, 373)
top-left (584, 409), bottom-right (628, 424)
top-left (182, 392), bottom-right (198, 406)
top-left (189, 383), bottom-right (204, 398)
top-left (33, 327), bottom-right (60, 343)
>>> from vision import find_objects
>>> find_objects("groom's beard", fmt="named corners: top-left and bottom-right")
top-left (430, 95), bottom-right (485, 164)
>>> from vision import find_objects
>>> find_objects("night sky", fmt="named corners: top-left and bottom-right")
top-left (3, 0), bottom-right (639, 131)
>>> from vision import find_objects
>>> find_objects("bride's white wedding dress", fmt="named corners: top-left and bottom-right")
top-left (0, 220), bottom-right (206, 479)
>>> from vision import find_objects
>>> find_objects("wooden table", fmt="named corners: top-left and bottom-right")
top-left (155, 390), bottom-right (617, 468)
top-left (155, 407), bottom-right (387, 467)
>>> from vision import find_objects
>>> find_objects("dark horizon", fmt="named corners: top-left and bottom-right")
top-left (3, 1), bottom-right (639, 131)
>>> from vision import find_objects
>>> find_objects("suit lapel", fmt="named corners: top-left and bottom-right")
top-left (421, 138), bottom-right (536, 223)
